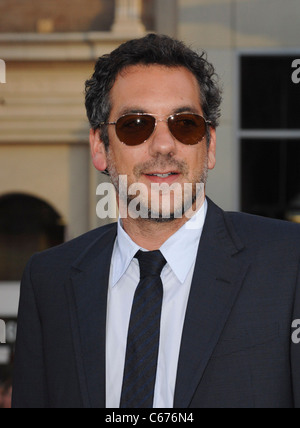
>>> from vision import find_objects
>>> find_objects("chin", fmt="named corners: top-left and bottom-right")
top-left (145, 212), bottom-right (178, 223)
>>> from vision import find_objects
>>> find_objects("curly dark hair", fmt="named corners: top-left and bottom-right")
top-left (85, 33), bottom-right (222, 149)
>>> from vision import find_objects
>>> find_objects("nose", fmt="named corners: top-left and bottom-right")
top-left (148, 120), bottom-right (177, 157)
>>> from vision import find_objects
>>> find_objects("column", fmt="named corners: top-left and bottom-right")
top-left (112, 0), bottom-right (146, 35)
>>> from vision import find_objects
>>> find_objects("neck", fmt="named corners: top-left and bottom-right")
top-left (119, 197), bottom-right (205, 251)
top-left (122, 218), bottom-right (187, 251)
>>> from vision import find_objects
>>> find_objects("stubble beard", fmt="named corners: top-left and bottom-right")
top-left (107, 151), bottom-right (208, 223)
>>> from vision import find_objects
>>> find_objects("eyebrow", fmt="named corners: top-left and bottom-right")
top-left (118, 108), bottom-right (148, 116)
top-left (173, 106), bottom-right (201, 115)
top-left (117, 105), bottom-right (201, 117)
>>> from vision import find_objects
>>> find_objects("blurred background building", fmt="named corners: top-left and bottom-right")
top-left (0, 0), bottom-right (300, 402)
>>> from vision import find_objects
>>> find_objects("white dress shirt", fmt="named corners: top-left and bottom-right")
top-left (106, 199), bottom-right (207, 408)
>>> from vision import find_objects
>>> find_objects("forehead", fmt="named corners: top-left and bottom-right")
top-left (109, 65), bottom-right (202, 116)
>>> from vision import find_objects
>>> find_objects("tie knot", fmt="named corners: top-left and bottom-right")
top-left (135, 250), bottom-right (167, 279)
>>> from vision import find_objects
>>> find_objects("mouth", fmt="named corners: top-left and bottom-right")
top-left (143, 172), bottom-right (181, 184)
top-left (147, 172), bottom-right (178, 178)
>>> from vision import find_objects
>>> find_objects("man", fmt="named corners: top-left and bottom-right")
top-left (13, 34), bottom-right (300, 408)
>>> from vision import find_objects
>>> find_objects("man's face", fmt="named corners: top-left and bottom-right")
top-left (91, 65), bottom-right (216, 221)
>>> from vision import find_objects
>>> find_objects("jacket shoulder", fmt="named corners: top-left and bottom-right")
top-left (27, 222), bottom-right (117, 276)
top-left (225, 210), bottom-right (300, 250)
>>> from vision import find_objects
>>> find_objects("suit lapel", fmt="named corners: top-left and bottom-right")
top-left (65, 224), bottom-right (117, 408)
top-left (174, 200), bottom-right (251, 408)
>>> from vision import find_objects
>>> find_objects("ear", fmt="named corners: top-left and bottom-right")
top-left (89, 129), bottom-right (108, 172)
top-left (207, 128), bottom-right (217, 170)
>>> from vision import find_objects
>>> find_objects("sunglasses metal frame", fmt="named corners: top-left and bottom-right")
top-left (100, 113), bottom-right (212, 146)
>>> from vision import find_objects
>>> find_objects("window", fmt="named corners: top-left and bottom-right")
top-left (0, 194), bottom-right (65, 371)
top-left (239, 55), bottom-right (300, 222)
top-left (0, 194), bottom-right (65, 281)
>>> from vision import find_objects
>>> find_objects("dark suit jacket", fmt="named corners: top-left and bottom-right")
top-left (12, 198), bottom-right (300, 408)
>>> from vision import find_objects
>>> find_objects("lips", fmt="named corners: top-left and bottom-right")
top-left (146, 172), bottom-right (178, 178)
top-left (143, 171), bottom-right (180, 184)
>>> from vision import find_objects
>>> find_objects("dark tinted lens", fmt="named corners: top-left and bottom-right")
top-left (169, 114), bottom-right (207, 145)
top-left (115, 114), bottom-right (156, 146)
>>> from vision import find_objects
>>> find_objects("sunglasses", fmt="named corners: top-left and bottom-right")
top-left (100, 113), bottom-right (212, 147)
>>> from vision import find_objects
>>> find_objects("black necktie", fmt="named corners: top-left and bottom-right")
top-left (120, 250), bottom-right (167, 408)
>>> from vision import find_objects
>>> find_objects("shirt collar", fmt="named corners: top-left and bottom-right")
top-left (111, 199), bottom-right (207, 286)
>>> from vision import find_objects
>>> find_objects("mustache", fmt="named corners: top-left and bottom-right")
top-left (133, 156), bottom-right (189, 178)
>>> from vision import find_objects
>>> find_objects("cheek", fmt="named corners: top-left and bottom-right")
top-left (108, 142), bottom-right (146, 175)
top-left (183, 146), bottom-right (207, 171)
